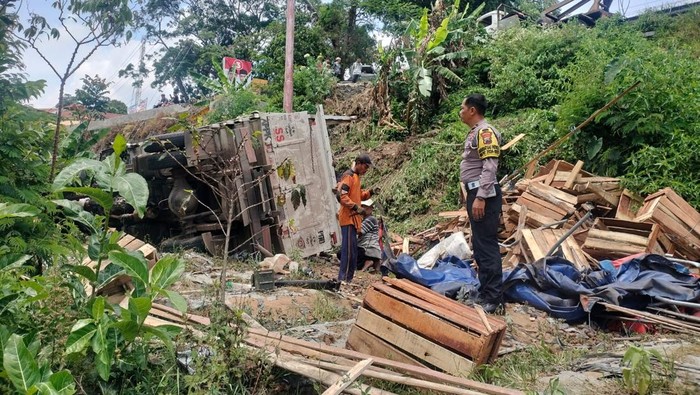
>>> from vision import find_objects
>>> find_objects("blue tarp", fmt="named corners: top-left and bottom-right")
top-left (502, 254), bottom-right (700, 322)
top-left (387, 253), bottom-right (700, 323)
top-left (390, 253), bottom-right (480, 297)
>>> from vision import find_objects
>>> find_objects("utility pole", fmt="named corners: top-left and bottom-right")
top-left (283, 0), bottom-right (295, 113)
top-left (131, 39), bottom-right (146, 112)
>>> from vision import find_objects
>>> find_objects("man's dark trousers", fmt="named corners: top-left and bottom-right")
top-left (339, 225), bottom-right (358, 282)
top-left (466, 185), bottom-right (503, 304)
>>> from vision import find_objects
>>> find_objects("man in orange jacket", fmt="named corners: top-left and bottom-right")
top-left (337, 154), bottom-right (376, 284)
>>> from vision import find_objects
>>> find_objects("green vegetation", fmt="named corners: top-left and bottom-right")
top-left (469, 342), bottom-right (584, 391)
top-left (356, 8), bottom-right (700, 234)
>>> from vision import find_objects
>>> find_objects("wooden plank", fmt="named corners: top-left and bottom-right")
top-left (381, 279), bottom-right (506, 336)
top-left (372, 283), bottom-right (490, 336)
top-left (529, 179), bottom-right (579, 207)
top-left (563, 160), bottom-right (584, 190)
top-left (439, 210), bottom-right (468, 218)
top-left (586, 184), bottom-right (621, 207)
top-left (521, 230), bottom-right (546, 260)
top-left (402, 238), bottom-right (410, 254)
top-left (586, 229), bottom-right (650, 247)
top-left (364, 287), bottom-right (489, 363)
top-left (346, 326), bottom-right (424, 367)
top-left (509, 204), bottom-right (556, 229)
top-left (501, 133), bottom-right (526, 151)
top-left (123, 238), bottom-right (146, 251)
top-left (583, 238), bottom-right (646, 257)
top-left (516, 193), bottom-right (568, 218)
top-left (117, 234), bottom-right (136, 247)
top-left (543, 161), bottom-right (560, 185)
top-left (248, 328), bottom-right (524, 395)
top-left (294, 356), bottom-right (487, 395)
top-left (322, 358), bottom-right (374, 395)
top-left (355, 308), bottom-right (474, 376)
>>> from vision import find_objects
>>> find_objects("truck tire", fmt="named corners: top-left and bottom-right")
top-left (160, 234), bottom-right (205, 252)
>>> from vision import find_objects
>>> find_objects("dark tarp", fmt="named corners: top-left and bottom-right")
top-left (502, 254), bottom-right (700, 322)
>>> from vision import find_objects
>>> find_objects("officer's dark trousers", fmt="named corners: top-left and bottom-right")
top-left (339, 225), bottom-right (358, 282)
top-left (465, 185), bottom-right (503, 304)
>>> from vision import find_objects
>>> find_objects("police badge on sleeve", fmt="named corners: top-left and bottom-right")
top-left (477, 128), bottom-right (500, 159)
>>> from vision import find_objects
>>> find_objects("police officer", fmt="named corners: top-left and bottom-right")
top-left (459, 94), bottom-right (503, 314)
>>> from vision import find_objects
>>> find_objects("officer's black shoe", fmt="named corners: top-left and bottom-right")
top-left (479, 302), bottom-right (505, 315)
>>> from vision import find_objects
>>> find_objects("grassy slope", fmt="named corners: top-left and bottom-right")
top-left (330, 9), bottom-right (700, 236)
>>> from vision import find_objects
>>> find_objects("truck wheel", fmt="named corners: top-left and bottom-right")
top-left (160, 234), bottom-right (205, 252)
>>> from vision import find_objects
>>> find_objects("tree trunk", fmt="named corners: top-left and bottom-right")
top-left (346, 5), bottom-right (357, 59)
top-left (175, 76), bottom-right (190, 103)
top-left (220, 204), bottom-right (235, 305)
top-left (49, 80), bottom-right (67, 181)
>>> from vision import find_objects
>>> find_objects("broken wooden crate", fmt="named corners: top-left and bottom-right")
top-left (519, 228), bottom-right (594, 270)
top-left (82, 232), bottom-right (158, 296)
top-left (634, 188), bottom-right (700, 261)
top-left (582, 218), bottom-right (663, 261)
top-left (346, 277), bottom-right (506, 376)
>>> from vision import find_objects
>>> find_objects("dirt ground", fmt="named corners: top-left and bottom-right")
top-left (171, 251), bottom-right (700, 394)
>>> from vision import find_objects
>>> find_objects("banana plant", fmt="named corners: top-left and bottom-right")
top-left (401, 0), bottom-right (484, 133)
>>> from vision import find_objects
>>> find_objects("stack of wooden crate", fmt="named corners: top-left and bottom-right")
top-left (346, 277), bottom-right (507, 376)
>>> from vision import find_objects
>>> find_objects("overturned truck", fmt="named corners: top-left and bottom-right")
top-left (117, 109), bottom-right (341, 258)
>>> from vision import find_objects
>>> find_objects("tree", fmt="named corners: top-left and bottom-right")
top-left (13, 0), bottom-right (134, 180)
top-left (74, 74), bottom-right (111, 113)
top-left (106, 99), bottom-right (128, 114)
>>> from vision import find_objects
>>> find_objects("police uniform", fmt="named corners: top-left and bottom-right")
top-left (459, 119), bottom-right (503, 305)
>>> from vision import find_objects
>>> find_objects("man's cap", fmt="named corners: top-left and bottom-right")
top-left (361, 199), bottom-right (374, 207)
top-left (335, 57), bottom-right (341, 61)
top-left (356, 153), bottom-right (372, 166)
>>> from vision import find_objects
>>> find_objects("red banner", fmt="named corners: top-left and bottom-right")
top-left (223, 57), bottom-right (253, 83)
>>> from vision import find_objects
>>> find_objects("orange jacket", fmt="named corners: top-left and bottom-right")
top-left (337, 169), bottom-right (370, 230)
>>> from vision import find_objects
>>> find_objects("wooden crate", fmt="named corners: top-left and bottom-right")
top-left (82, 232), bottom-right (158, 296)
top-left (347, 278), bottom-right (507, 376)
top-left (582, 218), bottom-right (662, 261)
top-left (520, 228), bottom-right (593, 270)
top-left (633, 188), bottom-right (700, 261)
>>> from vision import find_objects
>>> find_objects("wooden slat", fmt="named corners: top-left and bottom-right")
top-left (364, 287), bottom-right (489, 363)
top-left (381, 279), bottom-right (506, 337)
top-left (346, 326), bottom-right (424, 367)
top-left (583, 238), bottom-right (646, 257)
top-left (563, 160), bottom-right (584, 190)
top-left (516, 193), bottom-right (568, 219)
top-left (322, 358), bottom-right (374, 395)
top-left (355, 308), bottom-right (474, 376)
top-left (528, 181), bottom-right (578, 207)
top-left (371, 283), bottom-right (489, 336)
top-left (521, 230), bottom-right (546, 260)
top-left (501, 133), bottom-right (526, 151)
top-left (251, 331), bottom-right (522, 395)
top-left (117, 234), bottom-right (136, 247)
top-left (586, 229), bottom-right (650, 247)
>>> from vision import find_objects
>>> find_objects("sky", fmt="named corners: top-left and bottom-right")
top-left (13, 0), bottom-right (695, 110)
